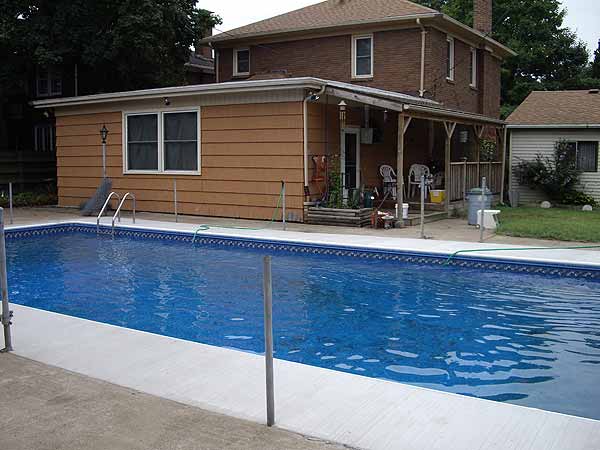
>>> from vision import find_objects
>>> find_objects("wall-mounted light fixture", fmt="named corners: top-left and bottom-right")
top-left (338, 100), bottom-right (347, 129)
top-left (100, 124), bottom-right (109, 144)
top-left (164, 97), bottom-right (171, 106)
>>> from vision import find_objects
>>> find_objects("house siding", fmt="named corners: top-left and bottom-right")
top-left (509, 129), bottom-right (600, 203)
top-left (55, 102), bottom-right (306, 221)
top-left (217, 27), bottom-right (500, 118)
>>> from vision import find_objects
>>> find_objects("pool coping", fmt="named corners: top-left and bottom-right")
top-left (6, 219), bottom-right (600, 278)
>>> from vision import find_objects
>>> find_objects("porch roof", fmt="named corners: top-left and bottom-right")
top-left (31, 76), bottom-right (504, 126)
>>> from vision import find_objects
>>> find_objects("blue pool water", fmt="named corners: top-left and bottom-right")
top-left (6, 228), bottom-right (600, 419)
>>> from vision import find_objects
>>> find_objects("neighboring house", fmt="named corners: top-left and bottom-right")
top-left (32, 0), bottom-right (515, 223)
top-left (507, 90), bottom-right (600, 203)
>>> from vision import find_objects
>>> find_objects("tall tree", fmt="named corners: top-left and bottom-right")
top-left (413, 0), bottom-right (593, 117)
top-left (0, 0), bottom-right (221, 96)
top-left (592, 39), bottom-right (600, 79)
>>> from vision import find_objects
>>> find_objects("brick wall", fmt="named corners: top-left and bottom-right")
top-left (216, 27), bottom-right (501, 118)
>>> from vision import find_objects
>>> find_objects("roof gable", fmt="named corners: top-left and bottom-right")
top-left (506, 90), bottom-right (600, 127)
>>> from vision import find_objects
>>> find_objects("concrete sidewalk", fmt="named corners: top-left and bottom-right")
top-left (0, 354), bottom-right (347, 450)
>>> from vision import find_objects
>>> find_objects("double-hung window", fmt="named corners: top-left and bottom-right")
top-left (34, 124), bottom-right (55, 152)
top-left (37, 68), bottom-right (62, 97)
top-left (125, 109), bottom-right (200, 174)
top-left (352, 34), bottom-right (373, 78)
top-left (234, 48), bottom-right (250, 76)
top-left (567, 141), bottom-right (599, 172)
top-left (446, 36), bottom-right (455, 81)
top-left (470, 48), bottom-right (477, 87)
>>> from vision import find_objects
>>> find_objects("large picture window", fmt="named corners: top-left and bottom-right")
top-left (352, 35), bottom-right (373, 78)
top-left (125, 109), bottom-right (200, 174)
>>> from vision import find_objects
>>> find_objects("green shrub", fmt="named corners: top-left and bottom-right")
top-left (559, 191), bottom-right (598, 206)
top-left (0, 191), bottom-right (58, 208)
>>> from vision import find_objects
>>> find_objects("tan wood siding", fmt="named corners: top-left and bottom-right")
top-left (55, 102), bottom-right (305, 221)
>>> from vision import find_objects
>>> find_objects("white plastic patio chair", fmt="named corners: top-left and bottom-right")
top-left (408, 164), bottom-right (431, 199)
top-left (379, 165), bottom-right (397, 200)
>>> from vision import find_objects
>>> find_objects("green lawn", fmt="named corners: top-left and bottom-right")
top-left (496, 207), bottom-right (600, 243)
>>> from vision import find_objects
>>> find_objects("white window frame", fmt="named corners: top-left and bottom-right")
top-left (470, 47), bottom-right (477, 88)
top-left (446, 36), bottom-right (455, 81)
top-left (352, 34), bottom-right (374, 79)
top-left (122, 107), bottom-right (201, 175)
top-left (565, 140), bottom-right (599, 173)
top-left (34, 123), bottom-right (55, 152)
top-left (233, 48), bottom-right (250, 77)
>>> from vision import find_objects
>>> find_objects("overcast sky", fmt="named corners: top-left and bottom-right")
top-left (201, 0), bottom-right (599, 57)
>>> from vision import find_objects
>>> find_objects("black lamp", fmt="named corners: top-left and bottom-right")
top-left (100, 124), bottom-right (109, 144)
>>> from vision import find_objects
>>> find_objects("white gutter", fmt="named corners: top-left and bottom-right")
top-left (303, 85), bottom-right (327, 187)
top-left (417, 18), bottom-right (427, 97)
top-left (506, 124), bottom-right (600, 129)
top-left (403, 104), bottom-right (505, 126)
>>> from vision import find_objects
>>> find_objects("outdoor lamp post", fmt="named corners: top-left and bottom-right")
top-left (338, 101), bottom-right (347, 129)
top-left (100, 124), bottom-right (109, 179)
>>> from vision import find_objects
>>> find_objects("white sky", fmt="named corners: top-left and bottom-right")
top-left (200, 0), bottom-right (599, 58)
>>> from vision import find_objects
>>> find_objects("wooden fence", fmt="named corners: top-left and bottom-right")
top-left (449, 161), bottom-right (503, 202)
top-left (0, 150), bottom-right (56, 189)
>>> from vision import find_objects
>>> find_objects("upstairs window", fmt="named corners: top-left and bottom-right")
top-left (234, 48), bottom-right (250, 76)
top-left (470, 48), bottom-right (477, 87)
top-left (124, 109), bottom-right (201, 174)
top-left (352, 34), bottom-right (373, 78)
top-left (446, 36), bottom-right (455, 81)
top-left (34, 124), bottom-right (55, 152)
top-left (37, 68), bottom-right (62, 97)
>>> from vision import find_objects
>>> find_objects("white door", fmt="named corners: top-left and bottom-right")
top-left (340, 127), bottom-right (361, 199)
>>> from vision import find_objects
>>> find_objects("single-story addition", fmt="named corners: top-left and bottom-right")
top-left (507, 89), bottom-right (600, 203)
top-left (32, 77), bottom-right (507, 223)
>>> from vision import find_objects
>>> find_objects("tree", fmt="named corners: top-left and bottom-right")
top-left (592, 39), bottom-right (600, 79)
top-left (0, 0), bottom-right (222, 96)
top-left (413, 0), bottom-right (594, 117)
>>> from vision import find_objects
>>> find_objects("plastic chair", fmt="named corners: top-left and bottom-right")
top-left (408, 164), bottom-right (431, 199)
top-left (379, 165), bottom-right (397, 200)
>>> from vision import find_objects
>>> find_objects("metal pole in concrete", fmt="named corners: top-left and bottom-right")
top-left (281, 180), bottom-right (286, 231)
top-left (0, 208), bottom-right (14, 353)
top-left (479, 177), bottom-right (487, 243)
top-left (263, 255), bottom-right (275, 426)
top-left (102, 141), bottom-right (107, 179)
top-left (420, 175), bottom-right (426, 239)
top-left (174, 179), bottom-right (178, 223)
top-left (8, 182), bottom-right (13, 225)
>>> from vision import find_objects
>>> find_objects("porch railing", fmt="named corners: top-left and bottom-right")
top-left (449, 161), bottom-right (502, 202)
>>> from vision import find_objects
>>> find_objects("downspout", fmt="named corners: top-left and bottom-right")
top-left (303, 85), bottom-right (327, 188)
top-left (417, 18), bottom-right (427, 97)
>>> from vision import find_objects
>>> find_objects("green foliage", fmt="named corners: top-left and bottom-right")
top-left (560, 191), bottom-right (598, 207)
top-left (0, 0), bottom-right (222, 96)
top-left (412, 0), bottom-right (598, 117)
top-left (0, 191), bottom-right (57, 208)
top-left (513, 140), bottom-right (585, 204)
top-left (479, 138), bottom-right (497, 162)
top-left (592, 40), bottom-right (600, 79)
top-left (326, 155), bottom-right (344, 209)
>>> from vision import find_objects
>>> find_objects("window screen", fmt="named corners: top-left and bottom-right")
top-left (127, 114), bottom-right (158, 170)
top-left (163, 112), bottom-right (198, 171)
top-left (577, 141), bottom-right (599, 172)
top-left (354, 37), bottom-right (372, 77)
top-left (236, 49), bottom-right (250, 74)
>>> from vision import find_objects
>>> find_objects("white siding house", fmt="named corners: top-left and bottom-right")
top-left (507, 90), bottom-right (600, 204)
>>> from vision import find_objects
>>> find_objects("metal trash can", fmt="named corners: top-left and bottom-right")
top-left (467, 187), bottom-right (493, 225)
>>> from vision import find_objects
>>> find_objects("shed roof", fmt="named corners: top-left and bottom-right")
top-left (506, 90), bottom-right (600, 128)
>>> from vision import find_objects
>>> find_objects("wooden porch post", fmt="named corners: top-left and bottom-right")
top-left (499, 126), bottom-right (508, 203)
top-left (396, 114), bottom-right (412, 227)
top-left (444, 121), bottom-right (457, 218)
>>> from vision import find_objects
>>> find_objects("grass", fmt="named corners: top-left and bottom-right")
top-left (496, 206), bottom-right (600, 243)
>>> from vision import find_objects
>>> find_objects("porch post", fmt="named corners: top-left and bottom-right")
top-left (444, 121), bottom-right (457, 218)
top-left (474, 125), bottom-right (484, 183)
top-left (499, 126), bottom-right (508, 203)
top-left (396, 114), bottom-right (405, 227)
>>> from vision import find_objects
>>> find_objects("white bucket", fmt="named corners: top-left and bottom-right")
top-left (396, 203), bottom-right (409, 219)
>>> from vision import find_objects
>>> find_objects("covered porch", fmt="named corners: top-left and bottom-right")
top-left (306, 84), bottom-right (507, 225)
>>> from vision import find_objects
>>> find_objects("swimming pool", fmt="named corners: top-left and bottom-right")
top-left (6, 224), bottom-right (600, 420)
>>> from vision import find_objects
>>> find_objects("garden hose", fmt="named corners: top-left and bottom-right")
top-left (443, 245), bottom-right (600, 265)
top-left (192, 184), bottom-right (285, 243)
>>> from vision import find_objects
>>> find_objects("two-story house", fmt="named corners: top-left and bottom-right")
top-left (33, 0), bottom-right (515, 223)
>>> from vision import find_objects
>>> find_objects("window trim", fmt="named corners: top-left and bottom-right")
top-left (233, 48), bottom-right (250, 77)
top-left (566, 140), bottom-right (599, 173)
top-left (470, 47), bottom-right (477, 88)
top-left (34, 123), bottom-right (55, 152)
top-left (352, 34), bottom-right (374, 79)
top-left (36, 68), bottom-right (62, 97)
top-left (446, 36), bottom-right (455, 81)
top-left (122, 107), bottom-right (201, 176)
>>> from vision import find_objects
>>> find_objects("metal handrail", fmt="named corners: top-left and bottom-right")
top-left (97, 192), bottom-right (121, 231)
top-left (111, 192), bottom-right (136, 235)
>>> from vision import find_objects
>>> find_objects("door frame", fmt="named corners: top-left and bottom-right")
top-left (340, 127), bottom-right (361, 199)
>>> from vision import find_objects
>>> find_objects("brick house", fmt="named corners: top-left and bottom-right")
top-left (203, 0), bottom-right (515, 216)
top-left (33, 0), bottom-right (515, 224)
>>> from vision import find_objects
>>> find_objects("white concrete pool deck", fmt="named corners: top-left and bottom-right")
top-left (5, 218), bottom-right (600, 450)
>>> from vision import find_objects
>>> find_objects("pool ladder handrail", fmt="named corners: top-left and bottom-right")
top-left (111, 193), bottom-right (136, 235)
top-left (97, 192), bottom-right (121, 232)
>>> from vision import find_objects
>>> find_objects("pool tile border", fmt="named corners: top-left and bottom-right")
top-left (6, 223), bottom-right (600, 280)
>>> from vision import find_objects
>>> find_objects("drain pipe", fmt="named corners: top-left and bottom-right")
top-left (417, 18), bottom-right (427, 97)
top-left (303, 85), bottom-right (327, 188)
top-left (0, 208), bottom-right (13, 353)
